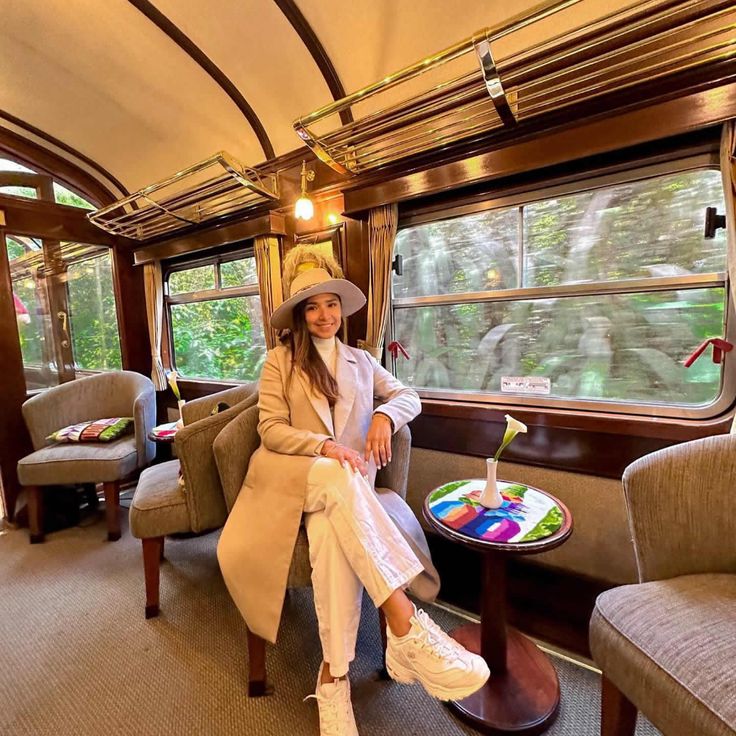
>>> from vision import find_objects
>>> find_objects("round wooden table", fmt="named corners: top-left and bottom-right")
top-left (423, 478), bottom-right (573, 736)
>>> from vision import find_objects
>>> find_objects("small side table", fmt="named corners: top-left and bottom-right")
top-left (148, 421), bottom-right (179, 463)
top-left (424, 478), bottom-right (573, 736)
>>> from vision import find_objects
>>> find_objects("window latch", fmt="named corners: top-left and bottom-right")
top-left (683, 337), bottom-right (733, 367)
top-left (392, 254), bottom-right (403, 276)
top-left (704, 207), bottom-right (726, 239)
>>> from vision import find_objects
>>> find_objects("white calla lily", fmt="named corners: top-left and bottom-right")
top-left (167, 370), bottom-right (181, 401)
top-left (493, 414), bottom-right (528, 461)
top-left (505, 414), bottom-right (527, 435)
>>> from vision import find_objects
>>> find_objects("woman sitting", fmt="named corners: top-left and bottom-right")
top-left (218, 248), bottom-right (489, 736)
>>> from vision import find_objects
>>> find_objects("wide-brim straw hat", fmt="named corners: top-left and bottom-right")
top-left (270, 266), bottom-right (366, 330)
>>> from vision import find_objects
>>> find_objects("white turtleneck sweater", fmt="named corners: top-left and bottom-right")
top-left (312, 335), bottom-right (337, 376)
top-left (311, 335), bottom-right (337, 456)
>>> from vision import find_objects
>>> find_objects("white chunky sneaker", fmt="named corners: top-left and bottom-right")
top-left (304, 664), bottom-right (360, 736)
top-left (385, 606), bottom-right (490, 701)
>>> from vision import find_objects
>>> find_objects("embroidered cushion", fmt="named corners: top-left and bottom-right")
top-left (47, 417), bottom-right (134, 443)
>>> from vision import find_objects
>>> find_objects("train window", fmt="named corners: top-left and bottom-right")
top-left (67, 252), bottom-right (123, 371)
top-left (53, 183), bottom-right (95, 209)
top-left (165, 253), bottom-right (266, 382)
top-left (7, 236), bottom-right (122, 389)
top-left (0, 158), bottom-right (95, 208)
top-left (391, 165), bottom-right (730, 417)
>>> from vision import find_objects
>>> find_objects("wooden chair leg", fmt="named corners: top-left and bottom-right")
top-left (601, 674), bottom-right (637, 736)
top-left (377, 609), bottom-right (389, 679)
top-left (246, 627), bottom-right (270, 696)
top-left (27, 485), bottom-right (45, 544)
top-left (103, 480), bottom-right (121, 541)
top-left (142, 536), bottom-right (163, 619)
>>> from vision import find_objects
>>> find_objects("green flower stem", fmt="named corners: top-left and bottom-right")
top-left (493, 430), bottom-right (518, 462)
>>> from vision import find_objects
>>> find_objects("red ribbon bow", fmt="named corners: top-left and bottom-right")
top-left (683, 338), bottom-right (733, 367)
top-left (388, 341), bottom-right (410, 361)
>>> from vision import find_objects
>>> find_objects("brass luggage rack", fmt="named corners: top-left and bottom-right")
top-left (294, 0), bottom-right (736, 175)
top-left (88, 152), bottom-right (280, 241)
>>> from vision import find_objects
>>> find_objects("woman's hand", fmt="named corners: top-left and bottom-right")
top-left (321, 440), bottom-right (368, 475)
top-left (364, 413), bottom-right (393, 468)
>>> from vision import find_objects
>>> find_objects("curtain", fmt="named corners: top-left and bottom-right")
top-left (143, 261), bottom-right (167, 390)
top-left (254, 235), bottom-right (283, 350)
top-left (359, 203), bottom-right (398, 359)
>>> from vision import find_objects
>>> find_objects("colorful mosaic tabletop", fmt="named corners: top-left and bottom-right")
top-left (426, 479), bottom-right (564, 544)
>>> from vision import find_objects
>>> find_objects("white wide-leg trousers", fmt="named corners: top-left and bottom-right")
top-left (303, 458), bottom-right (424, 677)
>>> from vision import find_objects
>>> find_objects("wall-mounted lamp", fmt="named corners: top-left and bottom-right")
top-left (294, 160), bottom-right (316, 220)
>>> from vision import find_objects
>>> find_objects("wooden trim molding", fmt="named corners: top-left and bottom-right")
top-left (127, 0), bottom-right (275, 160)
top-left (412, 399), bottom-right (734, 479)
top-left (133, 212), bottom-right (287, 265)
top-left (342, 85), bottom-right (736, 213)
top-left (273, 0), bottom-right (353, 125)
top-left (0, 120), bottom-right (122, 205)
top-left (0, 194), bottom-right (119, 245)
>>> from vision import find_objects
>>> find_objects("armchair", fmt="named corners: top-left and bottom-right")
top-left (17, 370), bottom-right (155, 543)
top-left (129, 383), bottom-right (257, 618)
top-left (213, 400), bottom-right (418, 696)
top-left (589, 434), bottom-right (736, 736)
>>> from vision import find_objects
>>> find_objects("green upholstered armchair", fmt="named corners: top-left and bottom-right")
top-left (590, 434), bottom-right (736, 736)
top-left (129, 383), bottom-right (257, 618)
top-left (17, 371), bottom-right (156, 543)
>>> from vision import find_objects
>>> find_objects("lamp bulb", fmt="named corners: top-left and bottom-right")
top-left (295, 196), bottom-right (314, 221)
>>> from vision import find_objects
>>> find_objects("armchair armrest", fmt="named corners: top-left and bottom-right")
top-left (375, 424), bottom-right (411, 499)
top-left (175, 394), bottom-right (257, 532)
top-left (133, 383), bottom-right (156, 467)
top-left (623, 433), bottom-right (736, 582)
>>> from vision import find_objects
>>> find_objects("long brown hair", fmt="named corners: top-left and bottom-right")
top-left (280, 299), bottom-right (340, 406)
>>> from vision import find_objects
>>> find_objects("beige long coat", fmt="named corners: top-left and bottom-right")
top-left (217, 340), bottom-right (435, 644)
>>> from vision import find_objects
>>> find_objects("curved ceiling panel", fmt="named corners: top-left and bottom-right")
top-left (1, 0), bottom-right (264, 191)
top-left (149, 0), bottom-right (335, 158)
top-left (294, 0), bottom-right (643, 118)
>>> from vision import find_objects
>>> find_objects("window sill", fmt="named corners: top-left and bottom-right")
top-left (413, 398), bottom-right (734, 478)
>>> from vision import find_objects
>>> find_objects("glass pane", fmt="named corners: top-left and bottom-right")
top-left (0, 185), bottom-right (37, 199)
top-left (394, 287), bottom-right (724, 406)
top-left (524, 170), bottom-right (727, 287)
top-left (7, 235), bottom-right (58, 390)
top-left (168, 265), bottom-right (216, 295)
top-left (0, 158), bottom-right (35, 174)
top-left (12, 275), bottom-right (45, 366)
top-left (54, 183), bottom-right (94, 209)
top-left (67, 253), bottom-right (123, 371)
top-left (171, 296), bottom-right (266, 381)
top-left (220, 257), bottom-right (257, 288)
top-left (393, 208), bottom-right (519, 299)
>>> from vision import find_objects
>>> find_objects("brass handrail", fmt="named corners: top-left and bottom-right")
top-left (293, 0), bottom-right (735, 175)
top-left (88, 152), bottom-right (279, 240)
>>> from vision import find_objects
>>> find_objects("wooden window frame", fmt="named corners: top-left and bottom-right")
top-left (388, 151), bottom-right (733, 422)
top-left (163, 246), bottom-right (264, 386)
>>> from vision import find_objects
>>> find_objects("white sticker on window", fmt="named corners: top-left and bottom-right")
top-left (501, 376), bottom-right (551, 395)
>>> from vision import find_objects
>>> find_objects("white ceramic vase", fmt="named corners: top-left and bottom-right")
top-left (478, 458), bottom-right (503, 508)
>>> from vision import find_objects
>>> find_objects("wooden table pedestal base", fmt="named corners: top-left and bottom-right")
top-left (449, 623), bottom-right (560, 736)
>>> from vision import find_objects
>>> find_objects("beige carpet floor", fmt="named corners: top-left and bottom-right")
top-left (0, 512), bottom-right (661, 736)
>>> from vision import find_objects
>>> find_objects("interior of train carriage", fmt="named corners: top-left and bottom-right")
top-left (1, 0), bottom-right (735, 734)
